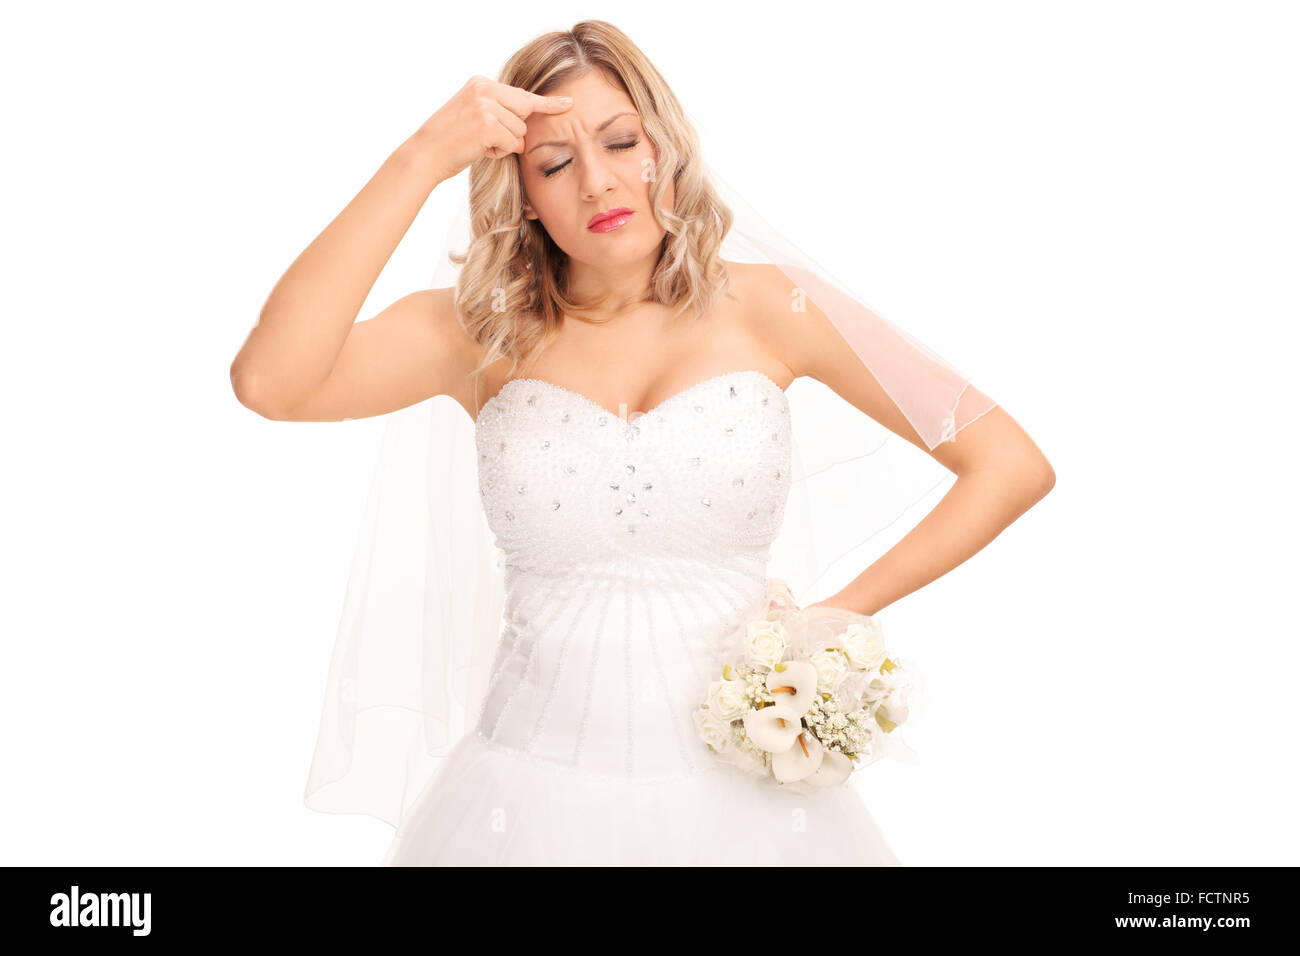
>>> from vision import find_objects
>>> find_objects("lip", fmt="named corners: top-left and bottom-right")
top-left (587, 207), bottom-right (634, 232)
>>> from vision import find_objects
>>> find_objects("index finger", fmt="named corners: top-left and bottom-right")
top-left (495, 82), bottom-right (573, 120)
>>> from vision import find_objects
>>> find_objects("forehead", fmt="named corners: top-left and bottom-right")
top-left (525, 71), bottom-right (640, 138)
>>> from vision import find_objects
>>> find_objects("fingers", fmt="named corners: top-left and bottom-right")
top-left (494, 80), bottom-right (572, 119)
top-left (487, 99), bottom-right (528, 141)
top-left (528, 92), bottom-right (574, 115)
top-left (483, 114), bottom-right (525, 158)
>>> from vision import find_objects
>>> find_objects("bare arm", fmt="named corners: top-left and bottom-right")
top-left (746, 263), bottom-right (1055, 616)
top-left (242, 286), bottom-right (481, 422)
top-left (230, 76), bottom-right (573, 422)
top-left (229, 131), bottom-right (454, 421)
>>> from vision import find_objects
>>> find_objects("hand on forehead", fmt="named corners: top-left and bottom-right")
top-left (524, 72), bottom-right (640, 148)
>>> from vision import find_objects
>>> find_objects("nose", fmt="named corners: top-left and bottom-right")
top-left (578, 145), bottom-right (618, 201)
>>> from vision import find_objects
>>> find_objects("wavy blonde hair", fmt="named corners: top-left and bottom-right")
top-left (450, 20), bottom-right (736, 389)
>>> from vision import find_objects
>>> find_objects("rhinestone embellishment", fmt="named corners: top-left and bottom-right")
top-left (474, 371), bottom-right (792, 565)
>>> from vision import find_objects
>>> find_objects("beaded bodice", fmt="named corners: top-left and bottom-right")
top-left (471, 369), bottom-right (793, 779)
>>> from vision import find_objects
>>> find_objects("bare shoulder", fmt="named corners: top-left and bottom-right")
top-left (721, 259), bottom-right (834, 381)
top-left (723, 258), bottom-right (933, 448)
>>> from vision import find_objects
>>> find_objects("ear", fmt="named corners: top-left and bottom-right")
top-left (522, 196), bottom-right (538, 221)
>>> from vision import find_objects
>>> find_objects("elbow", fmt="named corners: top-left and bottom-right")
top-left (1026, 457), bottom-right (1055, 503)
top-left (230, 362), bottom-right (287, 420)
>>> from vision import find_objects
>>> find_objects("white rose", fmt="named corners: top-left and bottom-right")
top-left (863, 659), bottom-right (908, 703)
top-left (878, 691), bottom-right (909, 727)
top-left (809, 649), bottom-right (850, 692)
top-left (842, 619), bottom-right (887, 671)
top-left (706, 678), bottom-right (750, 722)
top-left (693, 708), bottom-right (732, 752)
top-left (746, 619), bottom-right (788, 669)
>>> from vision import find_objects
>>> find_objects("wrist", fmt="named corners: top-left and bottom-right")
top-left (809, 588), bottom-right (878, 617)
top-left (395, 124), bottom-right (452, 191)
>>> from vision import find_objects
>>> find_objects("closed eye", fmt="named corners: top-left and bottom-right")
top-left (541, 139), bottom-right (639, 178)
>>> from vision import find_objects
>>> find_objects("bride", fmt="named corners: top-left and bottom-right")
top-left (231, 20), bottom-right (1053, 866)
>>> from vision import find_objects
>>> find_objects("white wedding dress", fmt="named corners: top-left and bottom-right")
top-left (380, 369), bottom-right (902, 866)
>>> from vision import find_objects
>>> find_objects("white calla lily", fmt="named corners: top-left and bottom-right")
top-left (742, 703), bottom-right (803, 752)
top-left (764, 660), bottom-right (817, 716)
top-left (771, 730), bottom-right (824, 783)
top-left (807, 749), bottom-right (852, 787)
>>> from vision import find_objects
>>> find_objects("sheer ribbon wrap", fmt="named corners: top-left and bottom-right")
top-left (302, 167), bottom-right (998, 830)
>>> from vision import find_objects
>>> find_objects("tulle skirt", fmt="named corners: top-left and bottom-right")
top-left (381, 728), bottom-right (901, 866)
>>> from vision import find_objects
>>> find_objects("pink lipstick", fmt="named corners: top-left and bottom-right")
top-left (587, 208), bottom-right (634, 233)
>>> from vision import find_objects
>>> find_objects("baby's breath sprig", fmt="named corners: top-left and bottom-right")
top-left (804, 693), bottom-right (873, 758)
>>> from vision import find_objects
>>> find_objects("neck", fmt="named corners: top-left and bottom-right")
top-left (566, 250), bottom-right (659, 318)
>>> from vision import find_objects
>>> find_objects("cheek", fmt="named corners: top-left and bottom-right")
top-left (643, 145), bottom-right (660, 184)
top-left (524, 184), bottom-right (559, 226)
top-left (656, 175), bottom-right (676, 212)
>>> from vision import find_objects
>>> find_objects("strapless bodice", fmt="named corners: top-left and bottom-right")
top-left (470, 369), bottom-right (793, 778)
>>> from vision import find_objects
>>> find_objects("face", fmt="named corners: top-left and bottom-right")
top-left (519, 70), bottom-right (674, 269)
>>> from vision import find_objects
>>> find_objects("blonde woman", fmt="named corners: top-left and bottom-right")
top-left (232, 20), bottom-right (1052, 866)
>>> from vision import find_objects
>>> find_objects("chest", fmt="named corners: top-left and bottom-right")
top-left (474, 371), bottom-right (792, 554)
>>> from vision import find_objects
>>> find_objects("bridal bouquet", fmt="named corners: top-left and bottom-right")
top-left (692, 579), bottom-right (917, 794)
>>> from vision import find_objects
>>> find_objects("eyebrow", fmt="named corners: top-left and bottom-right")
top-left (525, 111), bottom-right (639, 155)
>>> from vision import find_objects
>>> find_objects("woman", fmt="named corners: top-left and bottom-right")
top-left (232, 20), bottom-right (1053, 865)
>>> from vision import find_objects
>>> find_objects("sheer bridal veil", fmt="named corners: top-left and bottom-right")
top-left (302, 165), bottom-right (998, 830)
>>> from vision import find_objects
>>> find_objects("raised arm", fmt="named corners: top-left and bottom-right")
top-left (229, 76), bottom-right (573, 422)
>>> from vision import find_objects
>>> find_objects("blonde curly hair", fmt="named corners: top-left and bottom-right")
top-left (450, 20), bottom-right (737, 388)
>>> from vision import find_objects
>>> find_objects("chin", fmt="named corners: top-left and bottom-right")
top-left (582, 230), bottom-right (662, 261)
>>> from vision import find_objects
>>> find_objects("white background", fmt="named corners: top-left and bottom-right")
top-left (2, 0), bottom-right (1296, 866)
